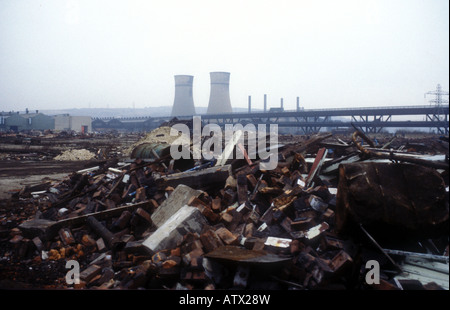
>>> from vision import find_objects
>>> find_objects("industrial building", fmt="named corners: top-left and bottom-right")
top-left (54, 114), bottom-right (92, 133)
top-left (91, 117), bottom-right (161, 133)
top-left (0, 111), bottom-right (91, 133)
top-left (0, 112), bottom-right (54, 132)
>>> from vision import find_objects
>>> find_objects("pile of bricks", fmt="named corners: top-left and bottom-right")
top-left (0, 131), bottom-right (448, 290)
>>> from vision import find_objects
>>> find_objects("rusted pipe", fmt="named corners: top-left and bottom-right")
top-left (86, 216), bottom-right (123, 250)
top-left (352, 130), bottom-right (373, 156)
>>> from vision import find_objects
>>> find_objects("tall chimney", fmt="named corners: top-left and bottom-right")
top-left (248, 95), bottom-right (251, 113)
top-left (296, 96), bottom-right (300, 111)
top-left (264, 94), bottom-right (267, 112)
top-left (171, 75), bottom-right (196, 117)
top-left (207, 72), bottom-right (232, 114)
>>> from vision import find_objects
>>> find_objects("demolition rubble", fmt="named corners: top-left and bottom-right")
top-left (0, 125), bottom-right (448, 290)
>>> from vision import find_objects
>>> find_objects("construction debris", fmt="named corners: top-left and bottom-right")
top-left (336, 162), bottom-right (448, 239)
top-left (0, 126), bottom-right (448, 290)
top-left (126, 126), bottom-right (190, 158)
top-left (54, 149), bottom-right (97, 161)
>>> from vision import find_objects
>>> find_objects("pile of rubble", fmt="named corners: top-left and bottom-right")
top-left (54, 149), bottom-right (97, 161)
top-left (126, 126), bottom-right (190, 152)
top-left (0, 127), bottom-right (448, 290)
top-left (0, 131), bottom-right (142, 162)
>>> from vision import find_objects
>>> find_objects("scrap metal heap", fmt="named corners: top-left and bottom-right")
top-left (0, 125), bottom-right (448, 290)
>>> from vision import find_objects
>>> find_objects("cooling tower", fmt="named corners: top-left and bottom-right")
top-left (171, 75), bottom-right (196, 116)
top-left (207, 72), bottom-right (232, 114)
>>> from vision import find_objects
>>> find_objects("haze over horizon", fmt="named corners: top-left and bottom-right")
top-left (1, 0), bottom-right (449, 113)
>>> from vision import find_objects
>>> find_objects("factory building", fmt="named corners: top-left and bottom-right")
top-left (1, 112), bottom-right (54, 132)
top-left (25, 113), bottom-right (55, 131)
top-left (0, 111), bottom-right (91, 133)
top-left (54, 114), bottom-right (92, 133)
top-left (3, 113), bottom-right (28, 132)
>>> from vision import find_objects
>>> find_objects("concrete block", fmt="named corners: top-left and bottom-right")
top-left (151, 184), bottom-right (202, 228)
top-left (143, 205), bottom-right (207, 255)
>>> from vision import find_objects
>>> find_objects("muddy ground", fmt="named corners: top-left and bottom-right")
top-left (0, 160), bottom-right (102, 199)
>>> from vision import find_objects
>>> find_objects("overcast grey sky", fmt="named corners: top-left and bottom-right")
top-left (0, 0), bottom-right (448, 112)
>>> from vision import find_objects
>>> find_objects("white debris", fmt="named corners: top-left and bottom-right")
top-left (54, 149), bottom-right (96, 161)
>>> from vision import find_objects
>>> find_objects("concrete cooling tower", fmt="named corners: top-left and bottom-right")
top-left (171, 75), bottom-right (196, 116)
top-left (207, 72), bottom-right (232, 114)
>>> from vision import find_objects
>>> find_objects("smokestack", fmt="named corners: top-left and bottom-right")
top-left (171, 75), bottom-right (196, 117)
top-left (296, 97), bottom-right (300, 111)
top-left (280, 98), bottom-right (284, 109)
top-left (264, 94), bottom-right (267, 112)
top-left (207, 72), bottom-right (232, 114)
top-left (248, 95), bottom-right (251, 113)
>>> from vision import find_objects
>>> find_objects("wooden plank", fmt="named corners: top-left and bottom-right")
top-left (237, 174), bottom-right (248, 204)
top-left (211, 197), bottom-right (221, 212)
top-left (305, 147), bottom-right (328, 188)
top-left (237, 143), bottom-right (253, 165)
top-left (46, 200), bottom-right (153, 239)
top-left (161, 165), bottom-right (231, 191)
top-left (216, 130), bottom-right (243, 166)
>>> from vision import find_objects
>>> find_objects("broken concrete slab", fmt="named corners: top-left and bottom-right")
top-left (143, 205), bottom-right (207, 255)
top-left (151, 184), bottom-right (203, 228)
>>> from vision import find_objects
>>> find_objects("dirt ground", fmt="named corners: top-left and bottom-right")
top-left (0, 160), bottom-right (101, 199)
